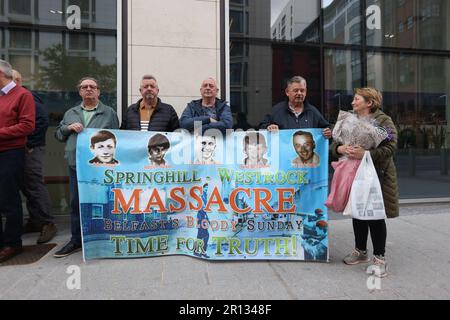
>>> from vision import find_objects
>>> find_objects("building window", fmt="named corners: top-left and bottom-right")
top-left (92, 205), bottom-right (103, 220)
top-left (9, 0), bottom-right (31, 15)
top-left (323, 0), bottom-right (361, 45)
top-left (9, 29), bottom-right (32, 49)
top-left (68, 33), bottom-right (90, 51)
top-left (67, 0), bottom-right (95, 21)
top-left (230, 10), bottom-right (244, 34)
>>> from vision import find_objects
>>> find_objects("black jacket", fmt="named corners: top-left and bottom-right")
top-left (27, 92), bottom-right (49, 148)
top-left (259, 101), bottom-right (330, 130)
top-left (121, 98), bottom-right (180, 132)
top-left (179, 98), bottom-right (233, 135)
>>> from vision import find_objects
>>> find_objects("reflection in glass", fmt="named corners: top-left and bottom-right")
top-left (9, 0), bottom-right (32, 15)
top-left (9, 29), bottom-right (33, 49)
top-left (2, 0), bottom-right (118, 214)
top-left (230, 1), bottom-right (273, 127)
top-left (367, 52), bottom-right (450, 198)
top-left (230, 62), bottom-right (243, 85)
top-left (68, 33), bottom-right (90, 51)
top-left (228, 0), bottom-right (450, 198)
top-left (272, 46), bottom-right (321, 107)
top-left (271, 0), bottom-right (320, 42)
top-left (324, 49), bottom-right (362, 122)
top-left (367, 52), bottom-right (449, 149)
top-left (322, 0), bottom-right (361, 44)
top-left (230, 10), bottom-right (244, 34)
top-left (366, 0), bottom-right (450, 51)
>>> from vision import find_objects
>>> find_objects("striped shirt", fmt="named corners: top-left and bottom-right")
top-left (139, 100), bottom-right (156, 131)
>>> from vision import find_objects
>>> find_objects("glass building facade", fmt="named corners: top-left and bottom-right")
top-left (1, 0), bottom-right (449, 216)
top-left (1, 0), bottom-right (118, 214)
top-left (228, 0), bottom-right (450, 199)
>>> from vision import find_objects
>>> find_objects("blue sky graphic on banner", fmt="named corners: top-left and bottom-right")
top-left (76, 128), bottom-right (329, 261)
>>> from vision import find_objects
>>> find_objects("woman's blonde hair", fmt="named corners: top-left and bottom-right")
top-left (354, 87), bottom-right (382, 113)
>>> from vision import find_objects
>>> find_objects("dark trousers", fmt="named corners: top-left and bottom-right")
top-left (69, 167), bottom-right (81, 245)
top-left (353, 218), bottom-right (387, 256)
top-left (0, 148), bottom-right (25, 248)
top-left (21, 146), bottom-right (53, 225)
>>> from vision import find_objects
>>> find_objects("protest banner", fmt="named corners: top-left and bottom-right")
top-left (76, 128), bottom-right (328, 261)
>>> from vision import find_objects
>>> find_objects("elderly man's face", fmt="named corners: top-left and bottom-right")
top-left (286, 82), bottom-right (307, 106)
top-left (140, 79), bottom-right (159, 102)
top-left (293, 134), bottom-right (315, 162)
top-left (79, 79), bottom-right (100, 102)
top-left (200, 79), bottom-right (218, 100)
top-left (199, 136), bottom-right (216, 160)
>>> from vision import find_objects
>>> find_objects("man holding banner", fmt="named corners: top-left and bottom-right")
top-left (53, 77), bottom-right (119, 258)
top-left (259, 76), bottom-right (332, 139)
top-left (259, 75), bottom-right (332, 261)
top-left (179, 78), bottom-right (233, 135)
top-left (121, 75), bottom-right (179, 132)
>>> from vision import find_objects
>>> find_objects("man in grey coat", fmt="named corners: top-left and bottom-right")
top-left (54, 77), bottom-right (119, 258)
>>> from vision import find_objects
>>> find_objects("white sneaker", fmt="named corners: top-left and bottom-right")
top-left (343, 248), bottom-right (370, 265)
top-left (366, 255), bottom-right (388, 278)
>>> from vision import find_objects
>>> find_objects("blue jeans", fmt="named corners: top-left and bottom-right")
top-left (69, 167), bottom-right (81, 245)
top-left (0, 148), bottom-right (25, 248)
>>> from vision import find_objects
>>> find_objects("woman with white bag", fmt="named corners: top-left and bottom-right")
top-left (331, 88), bottom-right (399, 278)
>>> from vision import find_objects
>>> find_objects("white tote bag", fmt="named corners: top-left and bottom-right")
top-left (349, 151), bottom-right (386, 220)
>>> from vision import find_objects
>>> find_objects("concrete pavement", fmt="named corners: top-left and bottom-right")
top-left (1, 203), bottom-right (449, 300)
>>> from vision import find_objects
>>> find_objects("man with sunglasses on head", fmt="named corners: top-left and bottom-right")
top-left (54, 77), bottom-right (119, 258)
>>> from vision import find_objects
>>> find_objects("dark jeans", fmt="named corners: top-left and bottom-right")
top-left (21, 146), bottom-right (53, 225)
top-left (353, 218), bottom-right (387, 256)
top-left (69, 167), bottom-right (81, 245)
top-left (0, 148), bottom-right (25, 248)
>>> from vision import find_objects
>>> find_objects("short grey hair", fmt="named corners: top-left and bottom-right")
top-left (142, 74), bottom-right (157, 82)
top-left (77, 77), bottom-right (100, 89)
top-left (0, 59), bottom-right (13, 79)
top-left (141, 75), bottom-right (158, 89)
top-left (287, 76), bottom-right (307, 89)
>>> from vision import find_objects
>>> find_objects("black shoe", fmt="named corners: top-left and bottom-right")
top-left (53, 242), bottom-right (82, 258)
top-left (37, 223), bottom-right (57, 244)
